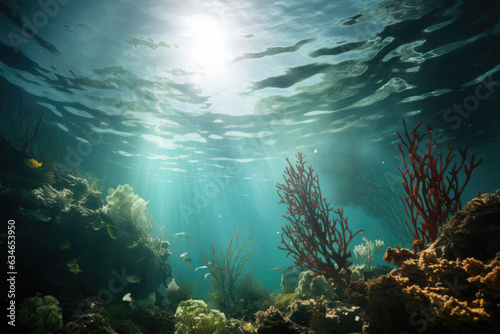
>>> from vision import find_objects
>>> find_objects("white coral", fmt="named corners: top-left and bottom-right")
top-left (104, 184), bottom-right (153, 238)
top-left (353, 237), bottom-right (385, 269)
top-left (166, 278), bottom-right (180, 292)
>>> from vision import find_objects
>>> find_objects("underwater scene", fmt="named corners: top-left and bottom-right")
top-left (1, 0), bottom-right (499, 333)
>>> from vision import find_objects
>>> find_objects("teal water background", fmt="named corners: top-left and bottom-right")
top-left (1, 0), bottom-right (499, 296)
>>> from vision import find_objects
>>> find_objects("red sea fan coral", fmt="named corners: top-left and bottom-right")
top-left (397, 119), bottom-right (482, 252)
top-left (277, 153), bottom-right (362, 289)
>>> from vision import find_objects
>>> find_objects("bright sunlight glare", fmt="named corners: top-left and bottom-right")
top-left (185, 16), bottom-right (232, 76)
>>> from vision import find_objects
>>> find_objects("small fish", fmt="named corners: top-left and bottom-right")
top-left (125, 275), bottom-right (142, 284)
top-left (92, 221), bottom-right (104, 230)
top-left (71, 266), bottom-right (82, 275)
top-left (31, 209), bottom-right (52, 222)
top-left (20, 208), bottom-right (52, 222)
top-left (169, 232), bottom-right (190, 239)
top-left (195, 265), bottom-right (208, 272)
top-left (67, 259), bottom-right (78, 267)
top-left (70, 267), bottom-right (82, 275)
top-left (58, 239), bottom-right (72, 250)
top-left (102, 222), bottom-right (118, 239)
top-left (244, 323), bottom-right (254, 331)
top-left (180, 252), bottom-right (192, 266)
top-left (127, 241), bottom-right (138, 249)
top-left (204, 273), bottom-right (211, 280)
top-left (24, 158), bottom-right (42, 168)
top-left (135, 256), bottom-right (147, 263)
top-left (67, 259), bottom-right (81, 275)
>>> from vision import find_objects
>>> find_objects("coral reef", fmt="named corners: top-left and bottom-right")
top-left (65, 301), bottom-right (174, 334)
top-left (174, 299), bottom-right (227, 334)
top-left (162, 278), bottom-right (195, 313)
top-left (288, 298), bottom-right (362, 333)
top-left (64, 312), bottom-right (117, 334)
top-left (127, 305), bottom-right (175, 334)
top-left (18, 293), bottom-right (63, 334)
top-left (100, 302), bottom-right (142, 334)
top-left (277, 153), bottom-right (363, 289)
top-left (350, 250), bottom-right (500, 333)
top-left (255, 299), bottom-right (363, 334)
top-left (428, 190), bottom-right (500, 262)
top-left (225, 319), bottom-right (257, 333)
top-left (104, 184), bottom-right (154, 239)
top-left (98, 302), bottom-right (174, 334)
top-left (255, 306), bottom-right (304, 334)
top-left (358, 264), bottom-right (393, 280)
top-left (296, 270), bottom-right (336, 299)
top-left (0, 140), bottom-right (172, 303)
top-left (273, 292), bottom-right (300, 312)
top-left (348, 191), bottom-right (500, 333)
top-left (3, 108), bottom-right (498, 334)
top-left (384, 245), bottom-right (419, 267)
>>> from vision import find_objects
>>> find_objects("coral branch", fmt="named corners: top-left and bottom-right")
top-left (277, 153), bottom-right (362, 289)
top-left (397, 119), bottom-right (482, 252)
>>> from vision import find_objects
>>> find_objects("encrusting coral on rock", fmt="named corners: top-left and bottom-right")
top-left (0, 140), bottom-right (172, 305)
top-left (174, 299), bottom-right (227, 334)
top-left (347, 191), bottom-right (500, 334)
top-left (428, 190), bottom-right (500, 262)
top-left (295, 270), bottom-right (337, 300)
top-left (18, 293), bottom-right (63, 334)
top-left (255, 305), bottom-right (304, 334)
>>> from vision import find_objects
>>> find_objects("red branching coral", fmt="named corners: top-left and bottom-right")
top-left (277, 153), bottom-right (363, 289)
top-left (397, 119), bottom-right (482, 252)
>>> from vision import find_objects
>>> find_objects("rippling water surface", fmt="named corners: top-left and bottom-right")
top-left (1, 0), bottom-right (499, 277)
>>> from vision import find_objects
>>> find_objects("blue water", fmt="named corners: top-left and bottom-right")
top-left (1, 0), bottom-right (499, 295)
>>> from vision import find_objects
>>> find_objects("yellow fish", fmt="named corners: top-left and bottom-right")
top-left (58, 239), bottom-right (72, 250)
top-left (67, 259), bottom-right (77, 266)
top-left (244, 323), bottom-right (254, 331)
top-left (180, 252), bottom-right (192, 266)
top-left (67, 259), bottom-right (82, 275)
top-left (24, 158), bottom-right (43, 168)
top-left (125, 275), bottom-right (142, 284)
top-left (101, 221), bottom-right (118, 239)
top-left (107, 224), bottom-right (118, 239)
top-left (127, 241), bottom-right (138, 249)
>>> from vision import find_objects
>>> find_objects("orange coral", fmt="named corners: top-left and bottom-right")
top-left (384, 245), bottom-right (418, 267)
top-left (351, 248), bottom-right (500, 333)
